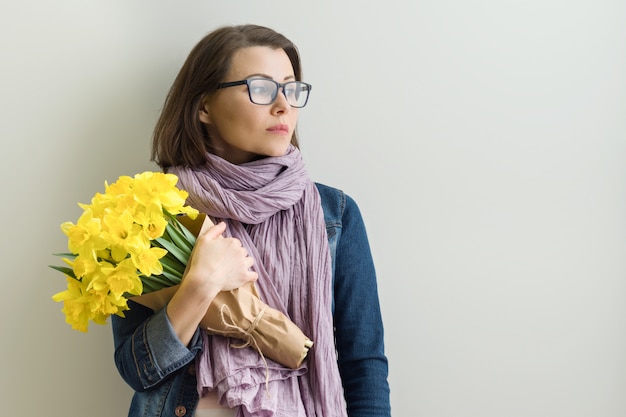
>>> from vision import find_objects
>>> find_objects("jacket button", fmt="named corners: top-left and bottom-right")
top-left (175, 405), bottom-right (187, 416)
top-left (188, 365), bottom-right (196, 375)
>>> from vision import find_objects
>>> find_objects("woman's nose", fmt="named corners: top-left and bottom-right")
top-left (271, 89), bottom-right (291, 114)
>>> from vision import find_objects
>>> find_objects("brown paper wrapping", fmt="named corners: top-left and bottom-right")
top-left (181, 214), bottom-right (312, 369)
top-left (201, 282), bottom-right (312, 369)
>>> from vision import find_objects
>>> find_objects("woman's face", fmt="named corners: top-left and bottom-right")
top-left (199, 46), bottom-right (299, 165)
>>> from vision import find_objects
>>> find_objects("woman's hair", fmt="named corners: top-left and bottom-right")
top-left (151, 24), bottom-right (303, 170)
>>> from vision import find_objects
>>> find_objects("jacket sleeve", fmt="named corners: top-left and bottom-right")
top-left (111, 300), bottom-right (203, 392)
top-left (331, 191), bottom-right (392, 417)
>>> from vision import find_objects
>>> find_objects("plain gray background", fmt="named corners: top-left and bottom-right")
top-left (1, 1), bottom-right (625, 416)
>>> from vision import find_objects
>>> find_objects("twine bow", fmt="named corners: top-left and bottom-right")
top-left (206, 304), bottom-right (271, 395)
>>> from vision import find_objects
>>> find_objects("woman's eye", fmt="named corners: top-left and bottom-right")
top-left (250, 86), bottom-right (269, 95)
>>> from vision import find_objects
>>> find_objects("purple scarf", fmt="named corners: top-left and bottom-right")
top-left (169, 146), bottom-right (347, 417)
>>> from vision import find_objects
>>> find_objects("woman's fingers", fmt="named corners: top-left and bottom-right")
top-left (199, 220), bottom-right (226, 240)
top-left (184, 222), bottom-right (257, 293)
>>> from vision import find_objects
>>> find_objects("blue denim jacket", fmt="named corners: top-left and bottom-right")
top-left (111, 183), bottom-right (391, 417)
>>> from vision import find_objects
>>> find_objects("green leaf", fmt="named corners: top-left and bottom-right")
top-left (140, 273), bottom-right (178, 292)
top-left (177, 220), bottom-right (197, 246)
top-left (164, 210), bottom-right (198, 247)
top-left (158, 268), bottom-right (183, 284)
top-left (138, 280), bottom-right (160, 294)
top-left (165, 224), bottom-right (191, 253)
top-left (155, 237), bottom-right (190, 265)
top-left (160, 255), bottom-right (185, 278)
top-left (52, 253), bottom-right (76, 258)
top-left (48, 265), bottom-right (78, 280)
top-left (166, 220), bottom-right (195, 253)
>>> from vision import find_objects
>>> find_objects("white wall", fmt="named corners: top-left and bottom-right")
top-left (1, 1), bottom-right (625, 416)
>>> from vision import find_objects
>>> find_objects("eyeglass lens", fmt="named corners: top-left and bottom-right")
top-left (248, 79), bottom-right (310, 108)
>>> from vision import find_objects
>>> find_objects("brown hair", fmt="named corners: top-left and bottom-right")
top-left (151, 24), bottom-right (303, 170)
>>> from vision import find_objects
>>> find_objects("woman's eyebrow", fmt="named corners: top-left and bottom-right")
top-left (244, 73), bottom-right (296, 81)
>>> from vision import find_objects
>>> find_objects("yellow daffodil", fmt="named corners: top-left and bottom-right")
top-left (52, 278), bottom-right (96, 333)
top-left (134, 207), bottom-right (169, 240)
top-left (102, 210), bottom-right (150, 261)
top-left (89, 286), bottom-right (127, 318)
top-left (83, 261), bottom-right (115, 293)
top-left (51, 171), bottom-right (198, 332)
top-left (106, 259), bottom-right (142, 297)
top-left (61, 210), bottom-right (107, 256)
top-left (132, 247), bottom-right (168, 277)
top-left (132, 171), bottom-right (198, 217)
top-left (105, 175), bottom-right (134, 197)
top-left (67, 255), bottom-right (99, 279)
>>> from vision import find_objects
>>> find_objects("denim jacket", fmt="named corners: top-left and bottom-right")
top-left (111, 183), bottom-right (391, 417)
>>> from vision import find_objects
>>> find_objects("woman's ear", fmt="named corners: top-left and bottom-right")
top-left (198, 98), bottom-right (212, 124)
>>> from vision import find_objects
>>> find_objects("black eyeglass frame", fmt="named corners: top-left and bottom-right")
top-left (216, 78), bottom-right (312, 108)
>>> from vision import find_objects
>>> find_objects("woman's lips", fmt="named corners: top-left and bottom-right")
top-left (267, 124), bottom-right (290, 135)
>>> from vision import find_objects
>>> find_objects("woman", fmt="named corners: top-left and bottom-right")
top-left (112, 24), bottom-right (391, 417)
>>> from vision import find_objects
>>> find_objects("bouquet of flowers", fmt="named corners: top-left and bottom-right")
top-left (51, 171), bottom-right (312, 368)
top-left (50, 171), bottom-right (198, 332)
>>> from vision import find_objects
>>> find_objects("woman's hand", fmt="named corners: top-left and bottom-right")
top-left (166, 218), bottom-right (258, 345)
top-left (184, 220), bottom-right (258, 294)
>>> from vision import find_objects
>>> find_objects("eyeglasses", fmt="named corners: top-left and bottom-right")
top-left (217, 78), bottom-right (312, 108)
